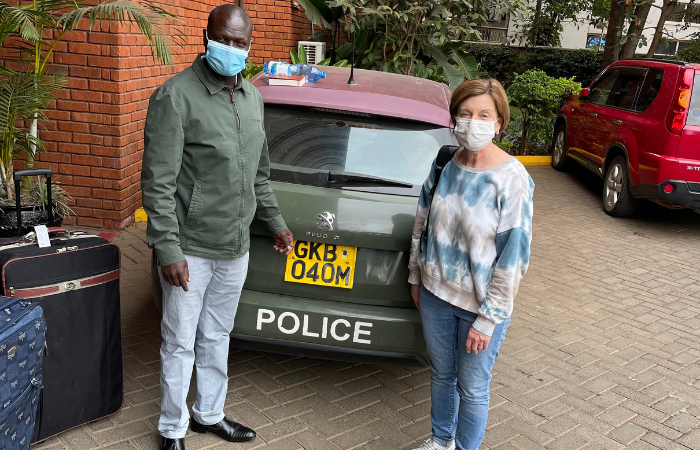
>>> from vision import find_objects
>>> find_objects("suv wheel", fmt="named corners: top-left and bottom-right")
top-left (551, 126), bottom-right (569, 171)
top-left (604, 155), bottom-right (637, 217)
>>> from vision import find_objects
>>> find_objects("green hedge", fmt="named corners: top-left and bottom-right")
top-left (462, 43), bottom-right (604, 88)
top-left (675, 39), bottom-right (700, 63)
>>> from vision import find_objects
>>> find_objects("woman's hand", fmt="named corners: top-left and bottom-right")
top-left (466, 328), bottom-right (490, 354)
top-left (411, 284), bottom-right (420, 309)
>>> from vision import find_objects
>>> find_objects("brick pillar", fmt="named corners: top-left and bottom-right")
top-left (23, 0), bottom-right (314, 229)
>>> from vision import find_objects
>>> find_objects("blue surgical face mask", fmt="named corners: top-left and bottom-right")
top-left (205, 31), bottom-right (250, 77)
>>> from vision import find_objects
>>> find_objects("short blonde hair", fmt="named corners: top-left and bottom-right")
top-left (449, 78), bottom-right (510, 133)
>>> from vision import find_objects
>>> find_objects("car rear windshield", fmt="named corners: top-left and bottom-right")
top-left (263, 105), bottom-right (456, 196)
top-left (688, 74), bottom-right (700, 126)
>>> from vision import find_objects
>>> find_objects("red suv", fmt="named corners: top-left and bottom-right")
top-left (553, 59), bottom-right (700, 217)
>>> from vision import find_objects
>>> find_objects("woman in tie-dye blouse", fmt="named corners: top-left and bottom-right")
top-left (409, 79), bottom-right (534, 450)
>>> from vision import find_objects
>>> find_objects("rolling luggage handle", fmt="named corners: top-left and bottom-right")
top-left (13, 168), bottom-right (52, 236)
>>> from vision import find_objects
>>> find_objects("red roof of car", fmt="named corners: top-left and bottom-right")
top-left (609, 59), bottom-right (700, 70)
top-left (251, 66), bottom-right (453, 127)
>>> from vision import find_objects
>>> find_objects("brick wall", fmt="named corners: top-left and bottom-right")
top-left (13, 0), bottom-right (315, 229)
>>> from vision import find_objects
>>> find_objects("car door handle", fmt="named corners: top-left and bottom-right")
top-left (613, 119), bottom-right (622, 125)
top-left (590, 113), bottom-right (598, 118)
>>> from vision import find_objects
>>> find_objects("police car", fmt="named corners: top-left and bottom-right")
top-left (153, 66), bottom-right (455, 364)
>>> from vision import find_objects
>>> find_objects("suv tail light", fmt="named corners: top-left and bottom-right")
top-left (666, 68), bottom-right (695, 135)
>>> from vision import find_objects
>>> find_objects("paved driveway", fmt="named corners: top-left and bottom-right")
top-left (34, 166), bottom-right (700, 450)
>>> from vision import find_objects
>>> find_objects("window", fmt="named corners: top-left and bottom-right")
top-left (587, 70), bottom-right (620, 106)
top-left (586, 34), bottom-right (606, 50)
top-left (606, 67), bottom-right (647, 110)
top-left (669, 2), bottom-right (700, 23)
top-left (264, 105), bottom-right (456, 196)
top-left (635, 69), bottom-right (665, 112)
top-left (688, 75), bottom-right (700, 126)
top-left (655, 40), bottom-right (679, 56)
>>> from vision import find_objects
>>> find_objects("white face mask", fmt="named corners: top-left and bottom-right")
top-left (454, 118), bottom-right (497, 152)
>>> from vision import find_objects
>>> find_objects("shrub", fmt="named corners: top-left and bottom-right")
top-left (506, 70), bottom-right (581, 155)
top-left (676, 39), bottom-right (700, 63)
top-left (462, 43), bottom-right (603, 88)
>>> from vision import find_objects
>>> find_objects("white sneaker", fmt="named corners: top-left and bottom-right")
top-left (412, 438), bottom-right (455, 450)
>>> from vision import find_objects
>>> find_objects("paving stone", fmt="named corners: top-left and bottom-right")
top-left (298, 411), bottom-right (344, 439)
top-left (543, 433), bottom-right (588, 450)
top-left (596, 406), bottom-right (637, 427)
top-left (536, 415), bottom-right (579, 438)
top-left (678, 429), bottom-right (700, 450)
top-left (292, 430), bottom-right (339, 450)
top-left (52, 168), bottom-right (700, 450)
top-left (662, 411), bottom-right (700, 433)
top-left (607, 422), bottom-right (647, 446)
top-left (59, 427), bottom-right (100, 449)
top-left (256, 418), bottom-right (306, 443)
top-left (652, 396), bottom-right (689, 415)
top-left (227, 401), bottom-right (274, 429)
top-left (330, 428), bottom-right (377, 450)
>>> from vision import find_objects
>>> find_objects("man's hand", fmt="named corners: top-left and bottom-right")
top-left (161, 260), bottom-right (190, 292)
top-left (466, 327), bottom-right (490, 354)
top-left (273, 229), bottom-right (294, 254)
top-left (411, 284), bottom-right (420, 309)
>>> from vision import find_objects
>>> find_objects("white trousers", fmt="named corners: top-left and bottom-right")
top-left (157, 253), bottom-right (249, 439)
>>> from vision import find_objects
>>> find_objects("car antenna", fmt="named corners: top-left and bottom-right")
top-left (347, 28), bottom-right (355, 85)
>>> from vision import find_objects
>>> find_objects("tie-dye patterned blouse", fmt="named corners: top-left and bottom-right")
top-left (408, 155), bottom-right (535, 336)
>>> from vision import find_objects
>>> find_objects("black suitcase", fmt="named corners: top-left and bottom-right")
top-left (0, 169), bottom-right (123, 443)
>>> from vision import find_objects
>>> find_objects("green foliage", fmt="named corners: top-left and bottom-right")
top-left (306, 1), bottom-right (509, 87)
top-left (675, 38), bottom-right (700, 63)
top-left (29, 176), bottom-right (74, 220)
top-left (242, 61), bottom-right (263, 80)
top-left (291, 47), bottom-right (348, 66)
top-left (55, 1), bottom-right (183, 65)
top-left (506, 70), bottom-right (580, 155)
top-left (423, 42), bottom-right (479, 90)
top-left (0, 0), bottom-right (182, 197)
top-left (464, 43), bottom-right (603, 88)
top-left (341, 0), bottom-right (528, 77)
top-left (0, 2), bottom-right (44, 44)
top-left (0, 176), bottom-right (74, 220)
top-left (515, 0), bottom-right (592, 47)
top-left (0, 70), bottom-right (64, 197)
top-left (297, 0), bottom-right (354, 64)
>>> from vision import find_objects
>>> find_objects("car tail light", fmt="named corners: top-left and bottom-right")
top-left (664, 184), bottom-right (674, 193)
top-left (666, 68), bottom-right (695, 135)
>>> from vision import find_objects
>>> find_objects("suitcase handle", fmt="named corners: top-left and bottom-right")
top-left (13, 168), bottom-right (53, 237)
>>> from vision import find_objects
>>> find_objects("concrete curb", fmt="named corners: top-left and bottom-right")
top-left (515, 156), bottom-right (551, 166)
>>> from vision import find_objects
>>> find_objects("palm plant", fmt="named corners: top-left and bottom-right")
top-left (0, 69), bottom-right (63, 198)
top-left (0, 0), bottom-right (182, 207)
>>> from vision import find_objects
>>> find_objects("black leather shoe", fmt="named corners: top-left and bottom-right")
top-left (160, 437), bottom-right (184, 450)
top-left (190, 416), bottom-right (256, 442)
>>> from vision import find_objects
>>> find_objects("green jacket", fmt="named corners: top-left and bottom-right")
top-left (141, 55), bottom-right (287, 266)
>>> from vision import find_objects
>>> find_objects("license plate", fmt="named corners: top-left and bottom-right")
top-left (285, 241), bottom-right (357, 289)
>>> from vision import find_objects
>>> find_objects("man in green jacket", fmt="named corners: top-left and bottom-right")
top-left (141, 5), bottom-right (293, 450)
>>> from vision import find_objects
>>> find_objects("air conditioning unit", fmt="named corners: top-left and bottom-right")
top-left (299, 41), bottom-right (327, 65)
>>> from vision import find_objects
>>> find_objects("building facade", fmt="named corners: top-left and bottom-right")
top-left (480, 1), bottom-right (700, 56)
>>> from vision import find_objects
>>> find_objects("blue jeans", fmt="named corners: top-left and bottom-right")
top-left (157, 253), bottom-right (249, 439)
top-left (419, 285), bottom-right (509, 450)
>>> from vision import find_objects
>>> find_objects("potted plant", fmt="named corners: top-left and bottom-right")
top-left (0, 0), bottom-right (182, 235)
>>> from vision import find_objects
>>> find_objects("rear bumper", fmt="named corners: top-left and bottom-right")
top-left (233, 289), bottom-right (429, 365)
top-left (151, 251), bottom-right (428, 365)
top-left (630, 180), bottom-right (700, 209)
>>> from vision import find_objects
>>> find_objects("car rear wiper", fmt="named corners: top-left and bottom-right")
top-left (328, 171), bottom-right (413, 188)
